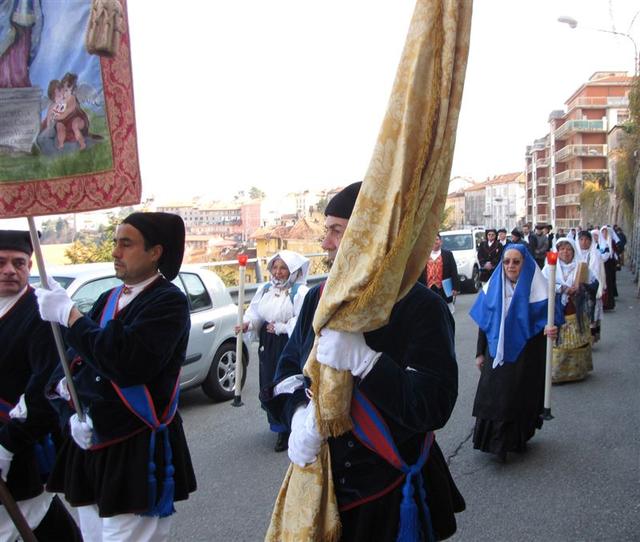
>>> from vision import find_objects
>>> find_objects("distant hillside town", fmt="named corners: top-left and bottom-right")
top-left (36, 71), bottom-right (636, 272)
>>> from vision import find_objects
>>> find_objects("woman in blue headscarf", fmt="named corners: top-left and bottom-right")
top-left (469, 244), bottom-right (559, 461)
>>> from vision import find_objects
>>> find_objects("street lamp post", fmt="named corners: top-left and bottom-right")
top-left (558, 15), bottom-right (639, 76)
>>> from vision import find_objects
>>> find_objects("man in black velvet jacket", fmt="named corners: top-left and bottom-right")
top-left (262, 184), bottom-right (465, 541)
top-left (0, 230), bottom-right (81, 541)
top-left (36, 213), bottom-right (196, 542)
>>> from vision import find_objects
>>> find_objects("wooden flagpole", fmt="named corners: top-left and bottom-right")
top-left (27, 217), bottom-right (84, 421)
top-left (0, 479), bottom-right (38, 542)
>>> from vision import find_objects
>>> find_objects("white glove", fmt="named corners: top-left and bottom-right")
top-left (317, 329), bottom-right (380, 378)
top-left (35, 279), bottom-right (75, 327)
top-left (273, 322), bottom-right (288, 336)
top-left (287, 403), bottom-right (323, 467)
top-left (9, 394), bottom-right (27, 420)
top-left (70, 413), bottom-right (94, 450)
top-left (0, 444), bottom-right (13, 482)
top-left (55, 378), bottom-right (71, 402)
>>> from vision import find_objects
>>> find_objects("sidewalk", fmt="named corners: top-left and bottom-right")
top-left (448, 266), bottom-right (640, 542)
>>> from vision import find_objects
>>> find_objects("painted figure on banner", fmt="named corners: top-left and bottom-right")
top-left (0, 0), bottom-right (44, 88)
top-left (1, 1), bottom-right (111, 177)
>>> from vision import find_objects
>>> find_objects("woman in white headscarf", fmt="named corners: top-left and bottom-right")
top-left (470, 244), bottom-right (559, 462)
top-left (576, 230), bottom-right (606, 342)
top-left (236, 250), bottom-right (309, 451)
top-left (543, 238), bottom-right (598, 383)
top-left (598, 226), bottom-right (618, 310)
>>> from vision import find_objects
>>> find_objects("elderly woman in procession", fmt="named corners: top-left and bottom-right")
top-left (575, 230), bottom-right (606, 343)
top-left (235, 250), bottom-right (309, 451)
top-left (543, 238), bottom-right (598, 383)
top-left (597, 225), bottom-right (618, 311)
top-left (470, 244), bottom-right (560, 462)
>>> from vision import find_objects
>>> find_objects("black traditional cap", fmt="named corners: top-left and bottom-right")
top-left (122, 212), bottom-right (185, 281)
top-left (325, 182), bottom-right (362, 219)
top-left (0, 230), bottom-right (33, 255)
top-left (511, 228), bottom-right (523, 240)
top-left (497, 228), bottom-right (507, 234)
top-left (485, 228), bottom-right (497, 235)
top-left (578, 230), bottom-right (592, 241)
top-left (534, 223), bottom-right (544, 230)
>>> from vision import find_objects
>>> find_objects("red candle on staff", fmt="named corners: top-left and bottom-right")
top-left (233, 253), bottom-right (249, 406)
top-left (542, 250), bottom-right (557, 420)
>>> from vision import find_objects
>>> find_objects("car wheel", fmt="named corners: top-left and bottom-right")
top-left (468, 266), bottom-right (481, 293)
top-left (201, 342), bottom-right (248, 402)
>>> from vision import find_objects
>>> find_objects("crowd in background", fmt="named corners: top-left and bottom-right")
top-left (472, 223), bottom-right (626, 461)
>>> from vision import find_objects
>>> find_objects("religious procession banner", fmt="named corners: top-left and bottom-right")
top-left (0, 0), bottom-right (140, 219)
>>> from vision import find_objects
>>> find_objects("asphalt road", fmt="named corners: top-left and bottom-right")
top-left (171, 270), bottom-right (640, 541)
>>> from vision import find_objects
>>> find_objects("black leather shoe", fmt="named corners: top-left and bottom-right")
top-left (274, 432), bottom-right (289, 452)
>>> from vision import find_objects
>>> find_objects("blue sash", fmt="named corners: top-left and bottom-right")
top-left (98, 286), bottom-right (179, 517)
top-left (0, 398), bottom-right (11, 424)
top-left (351, 388), bottom-right (436, 542)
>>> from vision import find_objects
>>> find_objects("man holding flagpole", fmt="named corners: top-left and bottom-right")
top-left (0, 230), bottom-right (81, 541)
top-left (262, 184), bottom-right (465, 541)
top-left (35, 213), bottom-right (197, 542)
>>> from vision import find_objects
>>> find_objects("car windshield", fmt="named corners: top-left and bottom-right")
top-left (441, 234), bottom-right (474, 251)
top-left (29, 275), bottom-right (76, 289)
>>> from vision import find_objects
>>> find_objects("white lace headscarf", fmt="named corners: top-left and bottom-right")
top-left (544, 238), bottom-right (577, 306)
top-left (267, 250), bottom-right (310, 290)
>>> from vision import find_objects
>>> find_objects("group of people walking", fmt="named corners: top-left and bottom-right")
top-left (0, 215), bottom-right (197, 542)
top-left (0, 196), bottom-right (630, 541)
top-left (466, 222), bottom-right (626, 463)
top-left (1, 186), bottom-right (467, 542)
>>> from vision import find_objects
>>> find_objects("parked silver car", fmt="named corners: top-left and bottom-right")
top-left (30, 263), bottom-right (248, 402)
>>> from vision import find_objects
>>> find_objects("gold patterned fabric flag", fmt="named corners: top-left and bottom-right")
top-left (266, 1), bottom-right (472, 540)
top-left (0, 0), bottom-right (140, 218)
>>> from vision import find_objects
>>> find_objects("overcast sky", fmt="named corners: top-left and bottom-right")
top-left (1, 0), bottom-right (637, 230)
top-left (125, 0), bottom-right (638, 203)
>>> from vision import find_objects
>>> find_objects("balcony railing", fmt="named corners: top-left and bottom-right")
top-left (555, 193), bottom-right (581, 206)
top-left (555, 168), bottom-right (609, 184)
top-left (555, 218), bottom-right (580, 229)
top-left (536, 195), bottom-right (549, 204)
top-left (568, 96), bottom-right (629, 109)
top-left (554, 119), bottom-right (605, 140)
top-left (535, 214), bottom-right (549, 223)
top-left (536, 176), bottom-right (549, 186)
top-left (554, 144), bottom-right (607, 163)
top-left (535, 157), bottom-right (550, 168)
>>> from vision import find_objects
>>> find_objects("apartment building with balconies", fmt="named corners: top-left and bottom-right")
top-left (525, 135), bottom-right (551, 227)
top-left (462, 173), bottom-right (525, 229)
top-left (525, 71), bottom-right (632, 230)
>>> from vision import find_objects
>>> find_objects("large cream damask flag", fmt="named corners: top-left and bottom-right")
top-left (266, 1), bottom-right (472, 540)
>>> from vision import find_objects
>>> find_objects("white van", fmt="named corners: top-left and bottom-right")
top-left (440, 228), bottom-right (486, 293)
